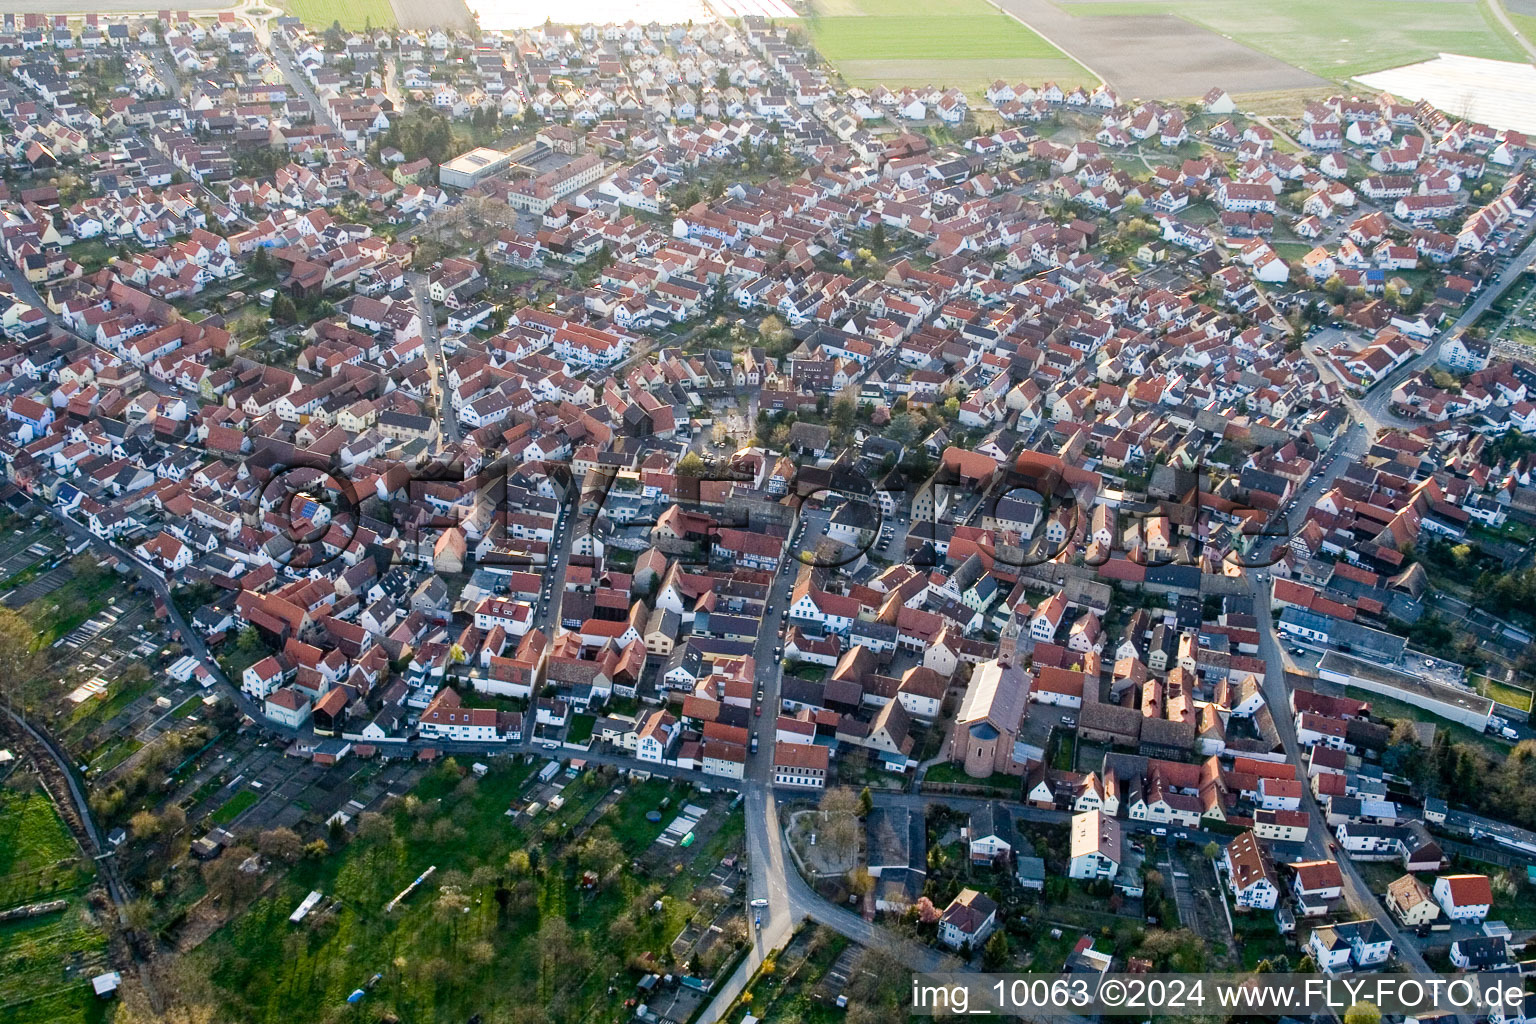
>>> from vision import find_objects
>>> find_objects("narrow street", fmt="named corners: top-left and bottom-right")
top-left (407, 272), bottom-right (461, 445)
top-left (270, 36), bottom-right (357, 156)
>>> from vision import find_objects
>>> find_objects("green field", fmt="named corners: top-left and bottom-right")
top-left (807, 0), bottom-right (1094, 96)
top-left (192, 764), bottom-right (747, 1024)
top-left (0, 783), bottom-right (90, 908)
top-left (0, 780), bottom-right (111, 1024)
top-left (1056, 0), bottom-right (1525, 80)
top-left (281, 0), bottom-right (396, 31)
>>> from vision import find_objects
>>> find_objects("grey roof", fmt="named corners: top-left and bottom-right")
top-left (867, 806), bottom-right (913, 870)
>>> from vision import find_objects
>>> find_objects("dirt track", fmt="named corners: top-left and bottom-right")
top-left (991, 0), bottom-right (1330, 100)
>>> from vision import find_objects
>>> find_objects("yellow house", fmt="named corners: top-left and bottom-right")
top-left (1386, 875), bottom-right (1440, 928)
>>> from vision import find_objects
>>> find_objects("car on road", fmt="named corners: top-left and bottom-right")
top-left (750, 898), bottom-right (768, 908)
top-left (1061, 716), bottom-right (1076, 727)
top-left (542, 741), bottom-right (558, 750)
top-left (754, 703), bottom-right (762, 717)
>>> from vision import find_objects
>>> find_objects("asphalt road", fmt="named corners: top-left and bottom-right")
top-left (1357, 228), bottom-right (1536, 432)
top-left (407, 272), bottom-right (461, 446)
top-left (1250, 426), bottom-right (1444, 982)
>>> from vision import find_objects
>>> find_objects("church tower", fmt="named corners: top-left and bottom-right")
top-left (998, 613), bottom-right (1020, 669)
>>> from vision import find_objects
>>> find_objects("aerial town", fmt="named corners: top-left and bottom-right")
top-left (2, 2), bottom-right (1536, 1023)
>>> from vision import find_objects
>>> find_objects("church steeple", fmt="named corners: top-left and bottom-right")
top-left (998, 613), bottom-right (1020, 669)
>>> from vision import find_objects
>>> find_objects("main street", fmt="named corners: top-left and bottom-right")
top-left (270, 34), bottom-right (357, 156)
top-left (1245, 423), bottom-right (1443, 982)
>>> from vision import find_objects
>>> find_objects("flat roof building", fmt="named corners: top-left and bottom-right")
top-left (439, 147), bottom-right (513, 189)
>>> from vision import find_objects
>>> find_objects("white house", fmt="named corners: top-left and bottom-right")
top-left (417, 688), bottom-right (503, 743)
top-left (242, 655), bottom-right (286, 701)
top-left (1067, 810), bottom-right (1121, 881)
top-left (1433, 874), bottom-right (1493, 922)
top-left (636, 709), bottom-right (678, 762)
top-left (264, 687), bottom-right (310, 728)
top-left (938, 888), bottom-right (998, 950)
top-left (1224, 830), bottom-right (1279, 910)
top-left (1290, 859), bottom-right (1344, 917)
top-left (1308, 920), bottom-right (1392, 973)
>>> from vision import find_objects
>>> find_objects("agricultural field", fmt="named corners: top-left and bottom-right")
top-left (0, 777), bottom-right (112, 1024)
top-left (1053, 0), bottom-right (1525, 81)
top-left (805, 0), bottom-right (1095, 97)
top-left (188, 762), bottom-right (747, 1024)
top-left (280, 0), bottom-right (397, 31)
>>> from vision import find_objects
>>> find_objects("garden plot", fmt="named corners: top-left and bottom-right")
top-left (655, 804), bottom-right (710, 848)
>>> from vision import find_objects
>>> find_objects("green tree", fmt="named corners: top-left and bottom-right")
top-left (1345, 1002), bottom-right (1382, 1024)
top-left (982, 929), bottom-right (1011, 970)
top-left (270, 293), bottom-right (298, 324)
top-left (0, 606), bottom-right (42, 712)
top-left (249, 246), bottom-right (273, 278)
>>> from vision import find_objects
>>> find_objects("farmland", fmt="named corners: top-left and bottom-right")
top-left (1053, 0), bottom-right (1525, 81)
top-left (280, 0), bottom-right (397, 31)
top-left (806, 0), bottom-right (1095, 96)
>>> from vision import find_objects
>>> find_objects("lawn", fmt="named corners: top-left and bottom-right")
top-left (0, 779), bottom-right (111, 1024)
top-left (567, 712), bottom-right (596, 745)
top-left (193, 763), bottom-right (746, 1024)
top-left (807, 0), bottom-right (1094, 97)
top-left (923, 761), bottom-right (1022, 795)
top-left (0, 983), bottom-right (112, 1024)
top-left (0, 910), bottom-right (112, 1022)
top-left (1354, 689), bottom-right (1509, 759)
top-left (1055, 0), bottom-right (1525, 80)
top-left (1473, 674), bottom-right (1535, 713)
top-left (59, 669), bottom-right (155, 749)
top-left (85, 735), bottom-right (143, 775)
top-left (210, 787), bottom-right (261, 826)
top-left (0, 781), bottom-right (90, 909)
top-left (280, 0), bottom-right (396, 31)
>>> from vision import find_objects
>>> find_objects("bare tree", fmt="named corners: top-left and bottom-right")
top-left (819, 787), bottom-right (862, 864)
top-left (255, 827), bottom-right (303, 864)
